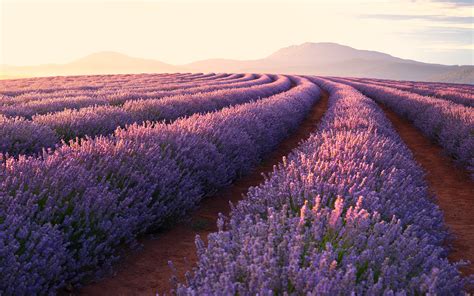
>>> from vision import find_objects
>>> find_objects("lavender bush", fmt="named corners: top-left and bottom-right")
top-left (332, 77), bottom-right (474, 178)
top-left (0, 73), bottom-right (258, 109)
top-left (349, 77), bottom-right (474, 107)
top-left (102, 74), bottom-right (270, 106)
top-left (0, 73), bottom-right (217, 97)
top-left (0, 95), bottom-right (109, 118)
top-left (177, 78), bottom-right (466, 295)
top-left (0, 75), bottom-right (292, 154)
top-left (30, 75), bottom-right (290, 143)
top-left (0, 76), bottom-right (320, 293)
top-left (121, 75), bottom-right (290, 122)
top-left (0, 115), bottom-right (58, 156)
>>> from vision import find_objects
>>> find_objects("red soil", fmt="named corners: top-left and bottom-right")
top-left (380, 105), bottom-right (474, 279)
top-left (78, 91), bottom-right (330, 295)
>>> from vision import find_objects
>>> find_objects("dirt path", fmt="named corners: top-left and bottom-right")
top-left (78, 91), bottom-right (330, 295)
top-left (380, 104), bottom-right (474, 278)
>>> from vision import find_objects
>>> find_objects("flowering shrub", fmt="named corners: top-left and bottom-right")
top-left (333, 77), bottom-right (474, 178)
top-left (177, 78), bottom-right (466, 294)
top-left (0, 115), bottom-right (57, 156)
top-left (0, 74), bottom-right (291, 155)
top-left (0, 73), bottom-right (258, 109)
top-left (0, 76), bottom-right (320, 293)
top-left (349, 77), bottom-right (474, 107)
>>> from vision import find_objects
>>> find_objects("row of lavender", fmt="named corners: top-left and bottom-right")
top-left (1, 73), bottom-right (257, 108)
top-left (0, 75), bottom-right (291, 156)
top-left (0, 76), bottom-right (320, 294)
top-left (0, 73), bottom-right (263, 117)
top-left (0, 72), bottom-right (219, 106)
top-left (0, 72), bottom-right (236, 116)
top-left (353, 77), bottom-right (474, 91)
top-left (0, 73), bottom-right (259, 108)
top-left (359, 77), bottom-right (474, 92)
top-left (330, 77), bottom-right (474, 178)
top-left (177, 78), bottom-right (465, 295)
top-left (0, 72), bottom-right (226, 97)
top-left (346, 77), bottom-right (474, 107)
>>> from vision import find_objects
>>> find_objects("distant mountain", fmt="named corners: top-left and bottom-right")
top-left (267, 42), bottom-right (404, 64)
top-left (1, 43), bottom-right (472, 84)
top-left (0, 52), bottom-right (182, 77)
top-left (186, 43), bottom-right (474, 84)
top-left (426, 65), bottom-right (474, 84)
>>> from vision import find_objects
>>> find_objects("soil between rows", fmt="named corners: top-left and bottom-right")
top-left (379, 104), bottom-right (474, 280)
top-left (78, 91), bottom-right (330, 295)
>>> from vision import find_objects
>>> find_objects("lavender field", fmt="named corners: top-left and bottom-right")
top-left (0, 73), bottom-right (473, 295)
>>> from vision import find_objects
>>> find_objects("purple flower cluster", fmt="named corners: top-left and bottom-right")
top-left (121, 75), bottom-right (289, 122)
top-left (177, 78), bottom-right (465, 295)
top-left (347, 77), bottom-right (474, 107)
top-left (33, 105), bottom-right (135, 142)
top-left (0, 76), bottom-right (320, 294)
top-left (0, 73), bottom-right (258, 110)
top-left (103, 74), bottom-right (270, 106)
top-left (0, 74), bottom-right (291, 155)
top-left (0, 95), bottom-right (109, 118)
top-left (0, 115), bottom-right (58, 156)
top-left (33, 74), bottom-right (289, 141)
top-left (0, 73), bottom-right (224, 98)
top-left (332, 77), bottom-right (474, 178)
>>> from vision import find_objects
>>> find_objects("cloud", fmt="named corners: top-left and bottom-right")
top-left (399, 26), bottom-right (473, 53)
top-left (411, 26), bottom-right (473, 43)
top-left (361, 14), bottom-right (474, 24)
top-left (430, 0), bottom-right (473, 6)
top-left (397, 26), bottom-right (473, 65)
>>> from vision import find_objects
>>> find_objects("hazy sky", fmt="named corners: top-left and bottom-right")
top-left (1, 0), bottom-right (472, 66)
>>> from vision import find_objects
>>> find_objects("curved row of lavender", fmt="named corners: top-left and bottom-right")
top-left (0, 73), bottom-right (237, 110)
top-left (0, 73), bottom-right (247, 105)
top-left (102, 74), bottom-right (270, 106)
top-left (176, 78), bottom-right (465, 295)
top-left (0, 115), bottom-right (59, 156)
top-left (0, 76), bottom-right (320, 294)
top-left (331, 77), bottom-right (474, 178)
top-left (354, 77), bottom-right (474, 92)
top-left (0, 75), bottom-right (291, 156)
top-left (0, 73), bottom-right (239, 107)
top-left (346, 77), bottom-right (474, 107)
top-left (0, 73), bottom-right (264, 117)
top-left (32, 76), bottom-right (284, 141)
top-left (2, 74), bottom-right (251, 105)
top-left (0, 73), bottom-right (199, 102)
top-left (0, 72), bottom-right (224, 97)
